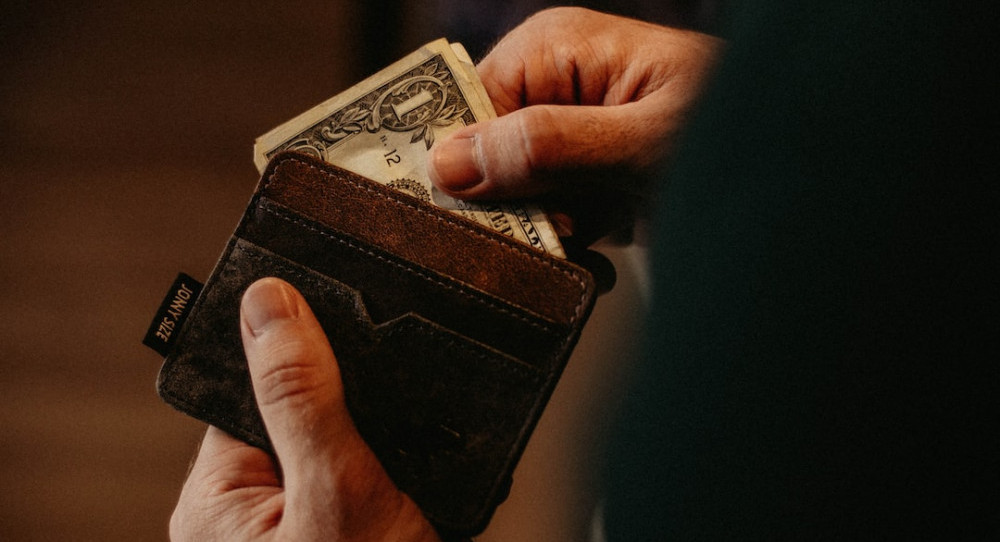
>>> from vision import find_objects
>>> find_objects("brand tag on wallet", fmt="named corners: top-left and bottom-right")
top-left (143, 273), bottom-right (203, 357)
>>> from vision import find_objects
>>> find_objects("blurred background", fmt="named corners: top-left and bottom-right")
top-left (0, 1), bottom-right (712, 540)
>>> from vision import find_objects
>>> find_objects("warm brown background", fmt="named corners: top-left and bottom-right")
top-left (0, 1), bottom-right (700, 540)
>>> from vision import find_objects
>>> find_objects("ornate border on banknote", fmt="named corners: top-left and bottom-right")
top-left (268, 54), bottom-right (475, 160)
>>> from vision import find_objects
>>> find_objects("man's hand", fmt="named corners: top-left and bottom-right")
top-left (428, 7), bottom-right (721, 242)
top-left (170, 278), bottom-right (440, 542)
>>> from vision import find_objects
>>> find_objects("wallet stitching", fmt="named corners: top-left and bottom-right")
top-left (259, 201), bottom-right (559, 335)
top-left (268, 157), bottom-right (591, 324)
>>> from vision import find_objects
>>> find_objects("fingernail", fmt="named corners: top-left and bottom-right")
top-left (429, 133), bottom-right (482, 192)
top-left (242, 278), bottom-right (299, 336)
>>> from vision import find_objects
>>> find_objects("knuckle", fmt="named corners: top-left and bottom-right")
top-left (254, 358), bottom-right (322, 410)
top-left (485, 108), bottom-right (563, 198)
top-left (518, 106), bottom-right (569, 166)
top-left (492, 110), bottom-right (544, 193)
top-left (514, 109), bottom-right (547, 171)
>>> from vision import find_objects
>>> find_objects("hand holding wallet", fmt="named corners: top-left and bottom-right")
top-left (154, 152), bottom-right (597, 536)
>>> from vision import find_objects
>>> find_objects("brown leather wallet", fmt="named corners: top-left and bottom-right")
top-left (156, 152), bottom-right (597, 536)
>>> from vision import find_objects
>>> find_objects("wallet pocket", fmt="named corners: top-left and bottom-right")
top-left (156, 152), bottom-right (597, 535)
top-left (159, 238), bottom-right (546, 526)
top-left (245, 198), bottom-right (570, 369)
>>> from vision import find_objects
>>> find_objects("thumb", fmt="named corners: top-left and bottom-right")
top-left (239, 278), bottom-right (439, 541)
top-left (239, 277), bottom-right (357, 488)
top-left (428, 102), bottom-right (671, 200)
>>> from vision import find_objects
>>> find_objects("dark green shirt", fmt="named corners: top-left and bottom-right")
top-left (604, 2), bottom-right (997, 539)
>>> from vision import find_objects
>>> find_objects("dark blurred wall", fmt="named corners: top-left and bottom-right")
top-left (1, 3), bottom-right (366, 540)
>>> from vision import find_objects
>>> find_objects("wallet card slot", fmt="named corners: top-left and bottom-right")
top-left (259, 154), bottom-right (594, 326)
top-left (241, 198), bottom-right (572, 371)
top-left (162, 238), bottom-right (548, 529)
top-left (228, 238), bottom-right (540, 371)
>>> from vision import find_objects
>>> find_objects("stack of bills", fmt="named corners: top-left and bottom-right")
top-left (253, 39), bottom-right (564, 257)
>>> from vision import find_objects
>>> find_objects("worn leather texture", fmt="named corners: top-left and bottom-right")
top-left (156, 152), bottom-right (597, 535)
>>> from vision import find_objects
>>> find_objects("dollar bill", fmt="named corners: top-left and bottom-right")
top-left (254, 39), bottom-right (565, 258)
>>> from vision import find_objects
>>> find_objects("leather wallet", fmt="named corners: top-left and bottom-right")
top-left (156, 151), bottom-right (597, 536)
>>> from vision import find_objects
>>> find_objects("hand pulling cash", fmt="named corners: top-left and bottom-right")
top-left (254, 39), bottom-right (565, 257)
